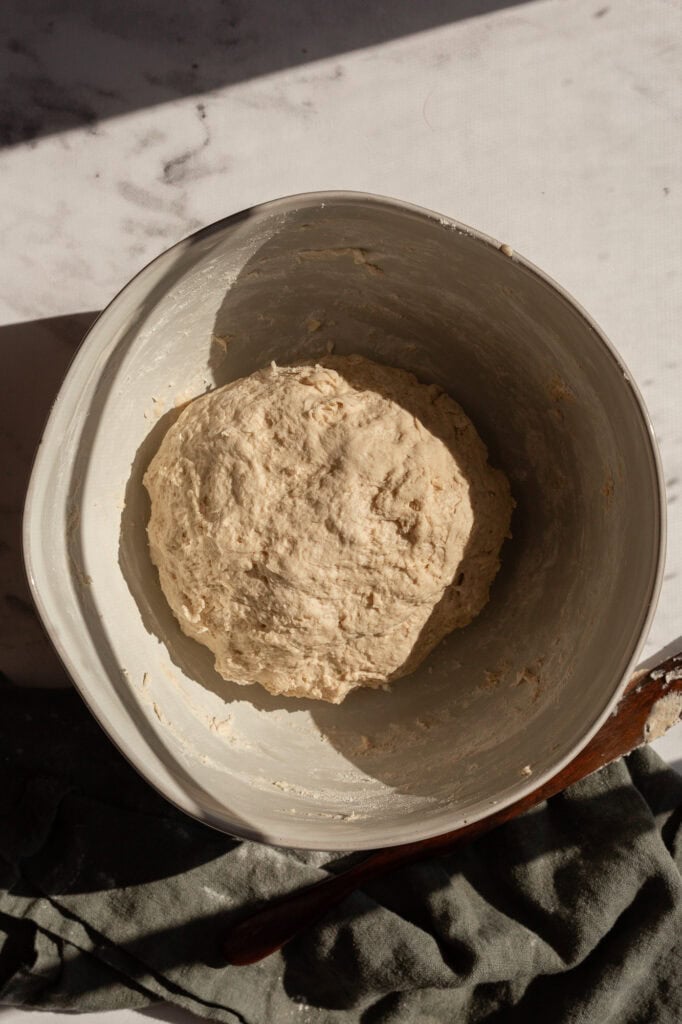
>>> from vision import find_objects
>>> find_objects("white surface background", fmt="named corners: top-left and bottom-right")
top-left (1, 0), bottom-right (681, 1020)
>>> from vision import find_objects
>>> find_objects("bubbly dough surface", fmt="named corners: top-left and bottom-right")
top-left (144, 356), bottom-right (513, 703)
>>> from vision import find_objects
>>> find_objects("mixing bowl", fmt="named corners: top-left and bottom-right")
top-left (24, 191), bottom-right (665, 850)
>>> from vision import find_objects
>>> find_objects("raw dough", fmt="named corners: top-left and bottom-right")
top-left (144, 356), bottom-right (513, 703)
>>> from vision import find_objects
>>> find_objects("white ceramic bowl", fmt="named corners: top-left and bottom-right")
top-left (24, 192), bottom-right (665, 850)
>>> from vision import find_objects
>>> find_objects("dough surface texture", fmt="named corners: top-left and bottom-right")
top-left (144, 356), bottom-right (513, 703)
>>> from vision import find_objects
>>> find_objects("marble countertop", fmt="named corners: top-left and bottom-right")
top-left (1, 0), bottom-right (681, 1019)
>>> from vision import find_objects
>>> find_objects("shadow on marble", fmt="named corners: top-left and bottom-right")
top-left (0, 311), bottom-right (97, 687)
top-left (2, 0), bottom-right (534, 147)
top-left (637, 633), bottom-right (682, 673)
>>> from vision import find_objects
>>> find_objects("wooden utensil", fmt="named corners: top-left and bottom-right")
top-left (223, 651), bottom-right (682, 965)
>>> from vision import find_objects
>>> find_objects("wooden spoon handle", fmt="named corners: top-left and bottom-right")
top-left (223, 651), bottom-right (682, 965)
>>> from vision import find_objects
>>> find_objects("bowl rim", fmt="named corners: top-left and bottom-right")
top-left (23, 189), bottom-right (667, 850)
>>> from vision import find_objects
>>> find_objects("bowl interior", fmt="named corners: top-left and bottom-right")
top-left (25, 193), bottom-right (663, 849)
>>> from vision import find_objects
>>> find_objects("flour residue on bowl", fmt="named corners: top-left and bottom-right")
top-left (29, 191), bottom-right (663, 854)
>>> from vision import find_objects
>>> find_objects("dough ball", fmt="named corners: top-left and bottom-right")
top-left (144, 355), bottom-right (512, 703)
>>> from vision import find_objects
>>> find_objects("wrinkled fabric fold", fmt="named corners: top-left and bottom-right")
top-left (1, 686), bottom-right (681, 1024)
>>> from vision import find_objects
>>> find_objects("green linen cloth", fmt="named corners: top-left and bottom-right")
top-left (1, 684), bottom-right (681, 1024)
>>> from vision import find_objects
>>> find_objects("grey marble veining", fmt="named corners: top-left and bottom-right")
top-left (1, 0), bottom-right (530, 147)
top-left (1, 5), bottom-right (682, 1022)
top-left (0, 0), bottom-right (681, 727)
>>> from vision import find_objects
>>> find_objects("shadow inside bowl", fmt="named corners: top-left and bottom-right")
top-left (115, 199), bottom-right (575, 812)
top-left (118, 344), bottom-right (523, 804)
top-left (105, 193), bottom-right (661, 844)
